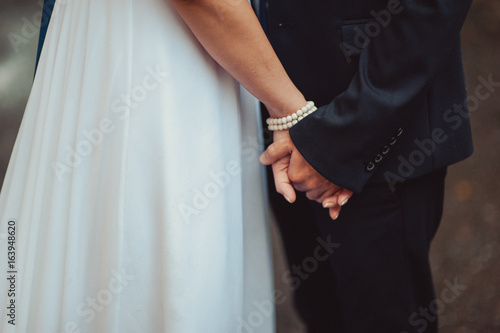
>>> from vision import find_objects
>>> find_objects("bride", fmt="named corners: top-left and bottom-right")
top-left (0, 0), bottom-right (340, 332)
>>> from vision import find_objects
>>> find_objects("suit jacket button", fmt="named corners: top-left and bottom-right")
top-left (396, 128), bottom-right (403, 136)
top-left (366, 162), bottom-right (375, 171)
top-left (389, 137), bottom-right (397, 145)
top-left (375, 154), bottom-right (383, 163)
top-left (382, 146), bottom-right (390, 154)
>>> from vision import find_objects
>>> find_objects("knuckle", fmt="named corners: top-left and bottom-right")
top-left (304, 178), bottom-right (321, 190)
top-left (265, 146), bottom-right (276, 160)
top-left (288, 172), bottom-right (303, 184)
top-left (305, 191), bottom-right (317, 201)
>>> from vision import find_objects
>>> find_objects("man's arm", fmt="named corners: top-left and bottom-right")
top-left (288, 0), bottom-right (472, 193)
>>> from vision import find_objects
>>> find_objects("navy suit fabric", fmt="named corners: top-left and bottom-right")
top-left (264, 0), bottom-right (473, 193)
top-left (260, 1), bottom-right (473, 332)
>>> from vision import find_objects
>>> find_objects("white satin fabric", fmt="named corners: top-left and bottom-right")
top-left (0, 0), bottom-right (274, 332)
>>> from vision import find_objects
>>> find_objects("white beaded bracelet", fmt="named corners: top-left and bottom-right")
top-left (266, 101), bottom-right (317, 131)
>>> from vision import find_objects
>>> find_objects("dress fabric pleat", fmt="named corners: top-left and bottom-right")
top-left (0, 1), bottom-right (274, 332)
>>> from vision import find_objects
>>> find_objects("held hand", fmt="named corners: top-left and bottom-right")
top-left (286, 139), bottom-right (353, 219)
top-left (259, 131), bottom-right (353, 219)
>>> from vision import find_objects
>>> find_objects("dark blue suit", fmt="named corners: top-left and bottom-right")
top-left (263, 0), bottom-right (473, 192)
top-left (260, 0), bottom-right (473, 332)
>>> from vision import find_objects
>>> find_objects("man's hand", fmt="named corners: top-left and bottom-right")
top-left (259, 131), bottom-right (353, 220)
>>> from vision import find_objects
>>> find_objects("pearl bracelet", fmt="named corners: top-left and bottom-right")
top-left (266, 101), bottom-right (317, 131)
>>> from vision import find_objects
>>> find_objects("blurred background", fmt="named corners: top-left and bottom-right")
top-left (0, 0), bottom-right (499, 332)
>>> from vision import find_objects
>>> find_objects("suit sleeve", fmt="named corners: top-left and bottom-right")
top-left (288, 0), bottom-right (472, 193)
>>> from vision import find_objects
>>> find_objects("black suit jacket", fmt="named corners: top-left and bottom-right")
top-left (263, 0), bottom-right (474, 193)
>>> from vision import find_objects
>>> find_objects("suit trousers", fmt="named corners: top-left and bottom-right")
top-left (268, 165), bottom-right (447, 333)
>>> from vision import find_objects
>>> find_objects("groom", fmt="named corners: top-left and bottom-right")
top-left (257, 0), bottom-right (473, 332)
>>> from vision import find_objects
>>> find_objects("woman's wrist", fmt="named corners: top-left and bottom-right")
top-left (266, 101), bottom-right (317, 131)
top-left (265, 96), bottom-right (308, 119)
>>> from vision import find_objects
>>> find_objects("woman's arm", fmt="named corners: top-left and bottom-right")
top-left (168, 0), bottom-right (306, 118)
top-left (169, 0), bottom-right (352, 212)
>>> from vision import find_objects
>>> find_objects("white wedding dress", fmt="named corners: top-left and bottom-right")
top-left (0, 0), bottom-right (274, 332)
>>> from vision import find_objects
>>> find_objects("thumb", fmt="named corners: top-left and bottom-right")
top-left (259, 141), bottom-right (291, 166)
top-left (272, 157), bottom-right (296, 203)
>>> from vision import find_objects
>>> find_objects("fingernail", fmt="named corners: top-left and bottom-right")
top-left (341, 198), bottom-right (349, 206)
top-left (323, 202), bottom-right (335, 208)
top-left (332, 213), bottom-right (339, 220)
top-left (285, 196), bottom-right (292, 203)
